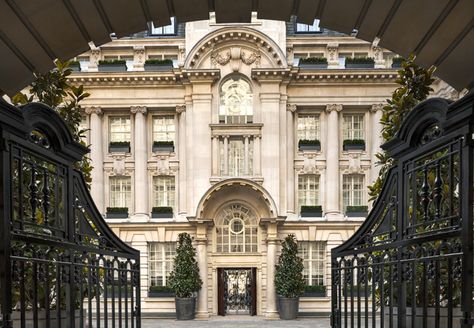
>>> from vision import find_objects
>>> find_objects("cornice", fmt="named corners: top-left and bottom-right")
top-left (251, 68), bottom-right (292, 81)
top-left (69, 73), bottom-right (181, 87)
top-left (293, 69), bottom-right (397, 83)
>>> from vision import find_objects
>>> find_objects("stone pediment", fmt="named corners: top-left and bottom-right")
top-left (184, 27), bottom-right (287, 70)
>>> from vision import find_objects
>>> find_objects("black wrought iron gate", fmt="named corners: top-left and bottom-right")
top-left (331, 95), bottom-right (473, 328)
top-left (0, 100), bottom-right (141, 328)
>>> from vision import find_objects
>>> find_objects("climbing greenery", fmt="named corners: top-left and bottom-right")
top-left (168, 233), bottom-right (203, 298)
top-left (368, 55), bottom-right (435, 201)
top-left (11, 60), bottom-right (93, 187)
top-left (275, 234), bottom-right (305, 298)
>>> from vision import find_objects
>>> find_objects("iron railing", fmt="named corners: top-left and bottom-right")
top-left (331, 94), bottom-right (473, 328)
top-left (0, 100), bottom-right (141, 328)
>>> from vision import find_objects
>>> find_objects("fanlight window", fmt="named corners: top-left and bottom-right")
top-left (216, 204), bottom-right (258, 253)
top-left (219, 75), bottom-right (253, 124)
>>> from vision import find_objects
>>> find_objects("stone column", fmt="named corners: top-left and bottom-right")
top-left (265, 220), bottom-right (279, 319)
top-left (244, 135), bottom-right (249, 175)
top-left (131, 106), bottom-right (148, 218)
top-left (177, 104), bottom-right (187, 215)
top-left (254, 135), bottom-right (261, 176)
top-left (286, 104), bottom-right (297, 214)
top-left (325, 104), bottom-right (342, 217)
top-left (370, 104), bottom-right (384, 183)
top-left (223, 136), bottom-right (229, 175)
top-left (211, 135), bottom-right (219, 176)
top-left (86, 106), bottom-right (104, 213)
top-left (195, 223), bottom-right (209, 319)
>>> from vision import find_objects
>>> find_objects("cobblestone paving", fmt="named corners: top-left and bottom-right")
top-left (142, 316), bottom-right (331, 328)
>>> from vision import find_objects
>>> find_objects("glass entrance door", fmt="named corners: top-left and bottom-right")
top-left (218, 268), bottom-right (257, 316)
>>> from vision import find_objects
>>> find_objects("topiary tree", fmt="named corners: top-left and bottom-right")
top-left (368, 55), bottom-right (435, 201)
top-left (168, 233), bottom-right (202, 298)
top-left (275, 234), bottom-right (305, 298)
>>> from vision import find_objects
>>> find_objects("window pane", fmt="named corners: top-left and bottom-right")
top-left (297, 114), bottom-right (320, 141)
top-left (148, 242), bottom-right (176, 287)
top-left (216, 204), bottom-right (257, 254)
top-left (153, 116), bottom-right (175, 142)
top-left (296, 20), bottom-right (321, 33)
top-left (109, 117), bottom-right (131, 142)
top-left (109, 176), bottom-right (131, 208)
top-left (342, 175), bottom-right (365, 211)
top-left (343, 114), bottom-right (364, 140)
top-left (298, 175), bottom-right (320, 210)
top-left (150, 19), bottom-right (176, 35)
top-left (153, 176), bottom-right (175, 210)
top-left (298, 241), bottom-right (326, 286)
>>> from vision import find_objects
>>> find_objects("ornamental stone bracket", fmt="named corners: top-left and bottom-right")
top-left (89, 47), bottom-right (101, 71)
top-left (326, 43), bottom-right (339, 68)
top-left (176, 104), bottom-right (186, 114)
top-left (133, 46), bottom-right (145, 70)
top-left (326, 104), bottom-right (343, 113)
top-left (370, 103), bottom-right (384, 112)
top-left (84, 106), bottom-right (103, 116)
top-left (286, 103), bottom-right (297, 113)
top-left (130, 105), bottom-right (147, 115)
top-left (372, 45), bottom-right (385, 68)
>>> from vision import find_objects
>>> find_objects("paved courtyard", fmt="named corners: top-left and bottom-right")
top-left (142, 316), bottom-right (330, 328)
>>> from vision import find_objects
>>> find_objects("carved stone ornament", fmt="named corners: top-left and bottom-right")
top-left (211, 47), bottom-right (261, 70)
top-left (211, 50), bottom-right (231, 66)
top-left (133, 46), bottom-right (145, 65)
top-left (286, 104), bottom-right (297, 113)
top-left (130, 106), bottom-right (147, 115)
top-left (326, 104), bottom-right (343, 113)
top-left (176, 104), bottom-right (186, 114)
top-left (370, 103), bottom-right (384, 112)
top-left (241, 50), bottom-right (261, 66)
top-left (85, 106), bottom-right (102, 116)
top-left (326, 43), bottom-right (338, 62)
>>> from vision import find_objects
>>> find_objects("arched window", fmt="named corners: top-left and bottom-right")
top-left (216, 204), bottom-right (258, 253)
top-left (219, 75), bottom-right (253, 124)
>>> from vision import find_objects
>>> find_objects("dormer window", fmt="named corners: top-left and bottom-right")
top-left (219, 75), bottom-right (253, 124)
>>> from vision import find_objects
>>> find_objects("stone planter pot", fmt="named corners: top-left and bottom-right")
top-left (278, 297), bottom-right (299, 320)
top-left (384, 307), bottom-right (462, 328)
top-left (301, 211), bottom-right (323, 218)
top-left (343, 144), bottom-right (365, 151)
top-left (98, 64), bottom-right (127, 72)
top-left (345, 63), bottom-right (374, 69)
top-left (12, 310), bottom-right (82, 328)
top-left (106, 212), bottom-right (128, 218)
top-left (144, 63), bottom-right (173, 71)
top-left (299, 144), bottom-right (321, 151)
top-left (151, 212), bottom-right (173, 218)
top-left (175, 297), bottom-right (196, 320)
top-left (346, 211), bottom-right (368, 217)
top-left (299, 63), bottom-right (328, 69)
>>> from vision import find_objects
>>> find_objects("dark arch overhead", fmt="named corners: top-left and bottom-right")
top-left (0, 0), bottom-right (472, 96)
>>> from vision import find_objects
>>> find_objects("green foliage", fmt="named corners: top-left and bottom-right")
top-left (98, 59), bottom-right (126, 65)
top-left (168, 233), bottom-right (202, 298)
top-left (106, 207), bottom-right (128, 213)
top-left (299, 57), bottom-right (327, 64)
top-left (346, 205), bottom-right (368, 213)
top-left (368, 55), bottom-right (435, 201)
top-left (12, 60), bottom-right (92, 187)
top-left (343, 139), bottom-right (365, 146)
top-left (275, 234), bottom-right (305, 298)
top-left (300, 205), bottom-right (322, 213)
top-left (149, 285), bottom-right (174, 293)
top-left (109, 141), bottom-right (131, 147)
top-left (153, 140), bottom-right (174, 147)
top-left (151, 206), bottom-right (173, 214)
top-left (298, 139), bottom-right (320, 147)
top-left (145, 59), bottom-right (173, 65)
top-left (345, 57), bottom-right (375, 64)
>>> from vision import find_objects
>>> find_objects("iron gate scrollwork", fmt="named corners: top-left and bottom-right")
top-left (0, 100), bottom-right (141, 328)
top-left (331, 95), bottom-right (474, 328)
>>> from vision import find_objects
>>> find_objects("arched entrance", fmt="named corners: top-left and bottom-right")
top-left (193, 179), bottom-right (282, 318)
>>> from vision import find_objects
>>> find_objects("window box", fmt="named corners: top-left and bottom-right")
top-left (298, 139), bottom-right (321, 151)
top-left (298, 57), bottom-right (327, 69)
top-left (148, 286), bottom-right (174, 297)
top-left (300, 205), bottom-right (323, 217)
top-left (144, 59), bottom-right (173, 71)
top-left (302, 285), bottom-right (326, 297)
top-left (346, 205), bottom-right (368, 217)
top-left (345, 57), bottom-right (375, 69)
top-left (151, 206), bottom-right (173, 218)
top-left (68, 61), bottom-right (81, 72)
top-left (106, 207), bottom-right (128, 218)
top-left (391, 57), bottom-right (404, 68)
top-left (343, 139), bottom-right (365, 151)
top-left (152, 141), bottom-right (174, 152)
top-left (98, 60), bottom-right (127, 72)
top-left (109, 141), bottom-right (130, 153)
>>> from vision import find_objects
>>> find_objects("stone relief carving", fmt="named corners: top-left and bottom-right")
top-left (176, 104), bottom-right (186, 114)
top-left (133, 46), bottom-right (145, 65)
top-left (326, 104), bottom-right (343, 113)
top-left (85, 106), bottom-right (102, 116)
top-left (286, 104), bottom-right (297, 113)
top-left (241, 50), bottom-right (261, 66)
top-left (130, 106), bottom-right (147, 115)
top-left (370, 103), bottom-right (384, 112)
top-left (108, 154), bottom-right (131, 176)
top-left (211, 47), bottom-right (261, 70)
top-left (211, 50), bottom-right (231, 66)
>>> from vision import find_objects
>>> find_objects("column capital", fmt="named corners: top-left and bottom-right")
top-left (85, 106), bottom-right (102, 116)
top-left (130, 106), bottom-right (147, 115)
top-left (176, 104), bottom-right (186, 114)
top-left (286, 103), bottom-right (297, 113)
top-left (326, 104), bottom-right (343, 113)
top-left (370, 103), bottom-right (384, 113)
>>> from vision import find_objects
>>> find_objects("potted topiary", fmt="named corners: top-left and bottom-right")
top-left (343, 139), bottom-right (365, 151)
top-left (106, 207), bottom-right (129, 218)
top-left (300, 205), bottom-right (323, 217)
top-left (275, 234), bottom-right (305, 320)
top-left (345, 205), bottom-right (368, 217)
top-left (98, 59), bottom-right (127, 72)
top-left (303, 285), bottom-right (326, 297)
top-left (151, 206), bottom-right (173, 218)
top-left (298, 139), bottom-right (321, 151)
top-left (345, 57), bottom-right (375, 69)
top-left (168, 233), bottom-right (202, 320)
top-left (109, 141), bottom-right (130, 153)
top-left (144, 59), bottom-right (173, 71)
top-left (152, 140), bottom-right (174, 152)
top-left (298, 57), bottom-right (328, 69)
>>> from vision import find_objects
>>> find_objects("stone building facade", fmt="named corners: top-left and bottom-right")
top-left (70, 16), bottom-right (457, 317)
